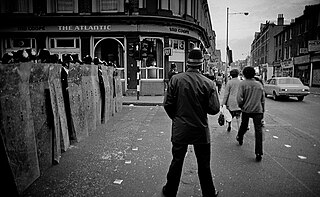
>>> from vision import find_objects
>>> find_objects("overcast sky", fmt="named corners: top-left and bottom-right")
top-left (207, 0), bottom-right (319, 62)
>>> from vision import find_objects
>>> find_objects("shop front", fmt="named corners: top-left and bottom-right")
top-left (294, 54), bottom-right (310, 86)
top-left (281, 58), bottom-right (294, 77)
top-left (1, 23), bottom-right (206, 95)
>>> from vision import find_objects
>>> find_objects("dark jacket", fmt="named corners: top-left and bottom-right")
top-left (164, 69), bottom-right (220, 144)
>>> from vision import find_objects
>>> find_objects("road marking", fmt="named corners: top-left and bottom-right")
top-left (137, 138), bottom-right (142, 141)
top-left (132, 147), bottom-right (138, 151)
top-left (273, 136), bottom-right (279, 139)
top-left (284, 144), bottom-right (291, 148)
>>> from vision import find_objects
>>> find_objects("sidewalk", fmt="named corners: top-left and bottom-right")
top-left (23, 96), bottom-right (319, 196)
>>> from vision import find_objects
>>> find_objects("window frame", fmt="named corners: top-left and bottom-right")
top-left (139, 37), bottom-right (164, 80)
top-left (47, 0), bottom-right (78, 13)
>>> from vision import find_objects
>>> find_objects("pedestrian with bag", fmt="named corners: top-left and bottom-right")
top-left (222, 68), bottom-right (242, 132)
top-left (163, 48), bottom-right (220, 197)
top-left (236, 66), bottom-right (265, 162)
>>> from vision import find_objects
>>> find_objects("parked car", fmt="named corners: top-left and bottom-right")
top-left (264, 77), bottom-right (310, 101)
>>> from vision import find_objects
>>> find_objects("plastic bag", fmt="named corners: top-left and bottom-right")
top-left (221, 105), bottom-right (232, 122)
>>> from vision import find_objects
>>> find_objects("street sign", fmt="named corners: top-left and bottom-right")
top-left (164, 47), bottom-right (172, 56)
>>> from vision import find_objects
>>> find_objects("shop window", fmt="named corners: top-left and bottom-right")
top-left (169, 38), bottom-right (185, 72)
top-left (140, 38), bottom-right (164, 80)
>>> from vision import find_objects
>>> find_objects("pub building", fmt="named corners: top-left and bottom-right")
top-left (0, 0), bottom-right (216, 95)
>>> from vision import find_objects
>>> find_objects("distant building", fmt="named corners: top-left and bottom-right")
top-left (0, 0), bottom-right (216, 95)
top-left (251, 14), bottom-right (286, 81)
top-left (274, 3), bottom-right (320, 87)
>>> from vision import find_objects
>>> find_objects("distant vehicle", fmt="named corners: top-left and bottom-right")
top-left (264, 77), bottom-right (310, 101)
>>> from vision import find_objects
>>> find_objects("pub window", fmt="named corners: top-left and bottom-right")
top-left (140, 38), bottom-right (164, 80)
top-left (49, 38), bottom-right (80, 48)
top-left (6, 38), bottom-right (36, 49)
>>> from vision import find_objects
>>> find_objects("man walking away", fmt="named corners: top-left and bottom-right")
top-left (222, 68), bottom-right (242, 132)
top-left (236, 66), bottom-right (265, 162)
top-left (163, 48), bottom-right (220, 197)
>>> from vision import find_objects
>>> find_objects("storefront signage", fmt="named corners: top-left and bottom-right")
top-left (294, 54), bottom-right (310, 65)
top-left (280, 59), bottom-right (293, 69)
top-left (58, 25), bottom-right (111, 31)
top-left (299, 48), bottom-right (308, 54)
top-left (308, 40), bottom-right (320, 52)
top-left (169, 27), bottom-right (190, 34)
top-left (18, 26), bottom-right (46, 31)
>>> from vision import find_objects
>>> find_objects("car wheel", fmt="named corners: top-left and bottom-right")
top-left (297, 96), bottom-right (304, 101)
top-left (265, 92), bottom-right (268, 97)
top-left (272, 92), bottom-right (278, 100)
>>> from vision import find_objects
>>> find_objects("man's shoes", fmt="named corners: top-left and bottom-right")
top-left (162, 186), bottom-right (175, 197)
top-left (236, 135), bottom-right (243, 145)
top-left (256, 154), bottom-right (262, 162)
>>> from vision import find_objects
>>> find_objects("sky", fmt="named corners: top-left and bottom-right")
top-left (207, 0), bottom-right (319, 62)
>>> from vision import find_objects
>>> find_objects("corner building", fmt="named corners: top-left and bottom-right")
top-left (0, 0), bottom-right (216, 96)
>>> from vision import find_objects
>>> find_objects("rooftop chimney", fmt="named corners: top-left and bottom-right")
top-left (277, 14), bottom-right (284, 25)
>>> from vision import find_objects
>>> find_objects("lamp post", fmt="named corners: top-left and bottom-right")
top-left (225, 7), bottom-right (249, 84)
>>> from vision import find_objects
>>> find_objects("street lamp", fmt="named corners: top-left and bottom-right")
top-left (225, 7), bottom-right (249, 84)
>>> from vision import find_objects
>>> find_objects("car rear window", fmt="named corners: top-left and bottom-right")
top-left (278, 78), bottom-right (302, 85)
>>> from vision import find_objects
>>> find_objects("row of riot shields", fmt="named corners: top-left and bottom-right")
top-left (0, 63), bottom-right (122, 195)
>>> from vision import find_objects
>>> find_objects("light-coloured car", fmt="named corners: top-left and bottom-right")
top-left (264, 77), bottom-right (310, 101)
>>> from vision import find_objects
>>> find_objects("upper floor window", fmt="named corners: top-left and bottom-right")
top-left (0, 0), bottom-right (33, 13)
top-left (100, 0), bottom-right (117, 12)
top-left (57, 0), bottom-right (73, 12)
top-left (139, 0), bottom-right (146, 8)
top-left (94, 0), bottom-right (124, 12)
top-left (48, 0), bottom-right (78, 13)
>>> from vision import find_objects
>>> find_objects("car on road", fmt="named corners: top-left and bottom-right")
top-left (264, 77), bottom-right (310, 101)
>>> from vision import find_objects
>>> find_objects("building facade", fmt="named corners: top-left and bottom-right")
top-left (0, 0), bottom-right (216, 95)
top-left (274, 4), bottom-right (320, 86)
top-left (251, 14), bottom-right (286, 81)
